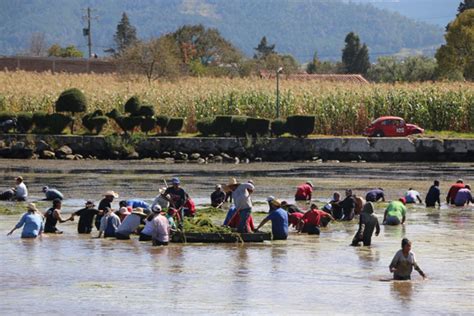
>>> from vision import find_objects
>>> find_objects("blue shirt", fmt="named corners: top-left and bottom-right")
top-left (126, 199), bottom-right (150, 210)
top-left (366, 189), bottom-right (384, 202)
top-left (45, 188), bottom-right (64, 200)
top-left (266, 208), bottom-right (289, 239)
top-left (15, 212), bottom-right (44, 238)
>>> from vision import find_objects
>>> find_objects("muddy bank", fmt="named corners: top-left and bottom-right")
top-left (0, 134), bottom-right (473, 162)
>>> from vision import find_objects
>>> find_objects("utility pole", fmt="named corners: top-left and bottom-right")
top-left (83, 7), bottom-right (96, 58)
top-left (87, 7), bottom-right (92, 58)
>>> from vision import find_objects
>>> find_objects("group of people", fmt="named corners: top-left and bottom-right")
top-left (5, 176), bottom-right (472, 280)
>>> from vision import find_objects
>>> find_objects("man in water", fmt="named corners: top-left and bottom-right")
top-left (383, 198), bottom-right (407, 226)
top-left (447, 179), bottom-right (465, 205)
top-left (351, 202), bottom-right (380, 246)
top-left (404, 188), bottom-right (422, 204)
top-left (255, 197), bottom-right (289, 240)
top-left (14, 176), bottom-right (28, 201)
top-left (298, 203), bottom-right (334, 235)
top-left (164, 177), bottom-right (187, 209)
top-left (389, 238), bottom-right (426, 280)
top-left (7, 203), bottom-right (44, 238)
top-left (44, 199), bottom-right (74, 234)
top-left (295, 181), bottom-right (313, 201)
top-left (42, 186), bottom-right (64, 201)
top-left (210, 184), bottom-right (226, 208)
top-left (152, 188), bottom-right (170, 210)
top-left (425, 180), bottom-right (441, 207)
top-left (365, 188), bottom-right (385, 203)
top-left (323, 192), bottom-right (343, 219)
top-left (281, 201), bottom-right (304, 214)
top-left (95, 191), bottom-right (119, 230)
top-left (340, 189), bottom-right (356, 221)
top-left (226, 179), bottom-right (254, 233)
top-left (73, 201), bottom-right (99, 234)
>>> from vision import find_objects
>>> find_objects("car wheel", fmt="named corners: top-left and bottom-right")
top-left (374, 131), bottom-right (384, 137)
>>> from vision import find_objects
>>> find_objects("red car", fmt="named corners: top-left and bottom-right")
top-left (363, 116), bottom-right (424, 137)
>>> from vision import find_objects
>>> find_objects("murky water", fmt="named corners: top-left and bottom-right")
top-left (0, 160), bottom-right (473, 315)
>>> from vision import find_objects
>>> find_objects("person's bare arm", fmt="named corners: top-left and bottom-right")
top-left (255, 218), bottom-right (269, 232)
top-left (54, 210), bottom-right (73, 223)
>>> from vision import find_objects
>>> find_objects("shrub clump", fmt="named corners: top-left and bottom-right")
top-left (137, 105), bottom-right (155, 117)
top-left (246, 118), bottom-right (270, 137)
top-left (196, 117), bottom-right (215, 136)
top-left (124, 96), bottom-right (141, 115)
top-left (286, 115), bottom-right (315, 138)
top-left (55, 88), bottom-right (87, 134)
top-left (16, 113), bottom-right (33, 133)
top-left (214, 115), bottom-right (233, 136)
top-left (156, 115), bottom-right (170, 134)
top-left (230, 116), bottom-right (248, 137)
top-left (271, 119), bottom-right (287, 137)
top-left (167, 117), bottom-right (184, 135)
top-left (140, 117), bottom-right (156, 134)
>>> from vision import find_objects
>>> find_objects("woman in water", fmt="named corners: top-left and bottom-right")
top-left (389, 238), bottom-right (426, 280)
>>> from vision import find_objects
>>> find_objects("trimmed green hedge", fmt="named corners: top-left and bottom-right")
top-left (246, 118), bottom-right (270, 137)
top-left (196, 118), bottom-right (215, 136)
top-left (230, 116), bottom-right (247, 137)
top-left (287, 115), bottom-right (315, 138)
top-left (17, 113), bottom-right (33, 133)
top-left (214, 115), bottom-right (233, 136)
top-left (271, 119), bottom-right (287, 137)
top-left (137, 105), bottom-right (155, 117)
top-left (156, 115), bottom-right (170, 133)
top-left (167, 117), bottom-right (184, 135)
top-left (140, 117), bottom-right (156, 134)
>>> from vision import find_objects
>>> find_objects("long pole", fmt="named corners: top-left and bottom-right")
top-left (276, 70), bottom-right (280, 118)
top-left (87, 7), bottom-right (92, 58)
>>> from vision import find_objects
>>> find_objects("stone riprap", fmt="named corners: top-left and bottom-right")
top-left (0, 134), bottom-right (472, 162)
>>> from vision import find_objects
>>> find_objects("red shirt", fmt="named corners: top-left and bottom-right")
top-left (447, 183), bottom-right (465, 203)
top-left (289, 212), bottom-right (304, 227)
top-left (295, 184), bottom-right (313, 200)
top-left (228, 212), bottom-right (255, 231)
top-left (184, 198), bottom-right (196, 216)
top-left (302, 209), bottom-right (329, 227)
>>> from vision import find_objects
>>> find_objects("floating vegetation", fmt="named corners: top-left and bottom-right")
top-left (182, 214), bottom-right (232, 234)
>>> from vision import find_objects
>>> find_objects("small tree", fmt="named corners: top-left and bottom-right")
top-left (48, 44), bottom-right (83, 58)
top-left (55, 88), bottom-right (87, 134)
top-left (342, 32), bottom-right (370, 75)
top-left (29, 32), bottom-right (47, 57)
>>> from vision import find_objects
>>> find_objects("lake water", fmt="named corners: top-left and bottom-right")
top-left (0, 160), bottom-right (473, 315)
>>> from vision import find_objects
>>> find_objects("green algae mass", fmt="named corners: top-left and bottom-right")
top-left (182, 214), bottom-right (232, 233)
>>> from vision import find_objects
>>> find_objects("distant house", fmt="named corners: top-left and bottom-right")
top-left (258, 70), bottom-right (369, 84)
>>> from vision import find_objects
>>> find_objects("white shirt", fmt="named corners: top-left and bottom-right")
top-left (116, 213), bottom-right (142, 235)
top-left (141, 218), bottom-right (155, 236)
top-left (15, 182), bottom-right (28, 200)
top-left (233, 183), bottom-right (255, 210)
top-left (152, 214), bottom-right (170, 243)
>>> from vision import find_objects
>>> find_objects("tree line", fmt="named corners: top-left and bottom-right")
top-left (27, 1), bottom-right (473, 82)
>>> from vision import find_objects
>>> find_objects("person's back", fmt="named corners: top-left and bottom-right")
top-left (352, 202), bottom-right (380, 246)
top-left (447, 182), bottom-right (465, 204)
top-left (295, 183), bottom-right (312, 201)
top-left (341, 194), bottom-right (355, 221)
top-left (366, 189), bottom-right (384, 202)
top-left (74, 203), bottom-right (99, 234)
top-left (116, 213), bottom-right (142, 238)
top-left (44, 207), bottom-right (58, 233)
top-left (384, 201), bottom-right (406, 225)
top-left (288, 212), bottom-right (304, 228)
top-left (100, 212), bottom-right (121, 237)
top-left (44, 188), bottom-right (63, 201)
top-left (126, 199), bottom-right (150, 211)
top-left (15, 181), bottom-right (28, 201)
top-left (18, 212), bottom-right (43, 238)
top-left (152, 214), bottom-right (170, 245)
top-left (233, 183), bottom-right (254, 210)
top-left (265, 208), bottom-right (289, 240)
top-left (454, 187), bottom-right (472, 206)
top-left (404, 190), bottom-right (419, 204)
top-left (425, 183), bottom-right (441, 207)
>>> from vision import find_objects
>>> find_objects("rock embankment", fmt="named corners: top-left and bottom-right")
top-left (0, 134), bottom-right (472, 162)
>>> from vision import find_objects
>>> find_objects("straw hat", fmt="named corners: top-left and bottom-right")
top-left (27, 203), bottom-right (39, 213)
top-left (104, 191), bottom-right (119, 198)
top-left (224, 178), bottom-right (239, 192)
top-left (132, 207), bottom-right (147, 217)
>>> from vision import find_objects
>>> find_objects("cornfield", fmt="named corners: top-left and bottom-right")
top-left (0, 71), bottom-right (472, 134)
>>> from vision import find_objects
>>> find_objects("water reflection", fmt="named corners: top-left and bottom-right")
top-left (355, 246), bottom-right (380, 268)
top-left (390, 281), bottom-right (415, 303)
top-left (383, 224), bottom-right (407, 239)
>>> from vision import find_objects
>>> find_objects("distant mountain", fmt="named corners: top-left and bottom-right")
top-left (347, 0), bottom-right (458, 27)
top-left (0, 0), bottom-right (444, 62)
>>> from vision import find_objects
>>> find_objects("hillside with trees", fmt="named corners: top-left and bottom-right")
top-left (0, 0), bottom-right (442, 61)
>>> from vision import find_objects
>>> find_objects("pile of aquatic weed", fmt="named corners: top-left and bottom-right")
top-left (182, 214), bottom-right (232, 233)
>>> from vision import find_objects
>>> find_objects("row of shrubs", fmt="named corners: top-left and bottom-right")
top-left (197, 115), bottom-right (316, 138)
top-left (0, 88), bottom-right (184, 135)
